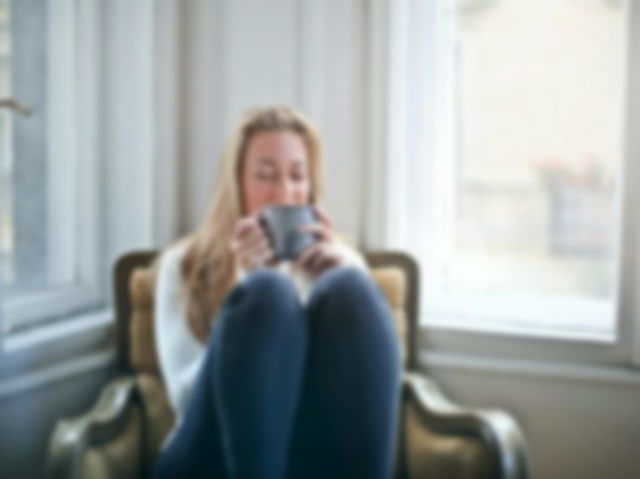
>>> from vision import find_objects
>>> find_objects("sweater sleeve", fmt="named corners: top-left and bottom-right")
top-left (154, 242), bottom-right (206, 418)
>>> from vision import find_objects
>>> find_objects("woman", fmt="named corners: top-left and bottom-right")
top-left (152, 105), bottom-right (401, 479)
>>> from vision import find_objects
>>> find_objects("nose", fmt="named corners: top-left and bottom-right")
top-left (272, 177), bottom-right (296, 205)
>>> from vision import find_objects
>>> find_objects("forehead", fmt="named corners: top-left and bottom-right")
top-left (244, 130), bottom-right (308, 167)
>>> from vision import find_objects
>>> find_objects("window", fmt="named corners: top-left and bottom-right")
top-left (0, 0), bottom-right (11, 297)
top-left (376, 0), bottom-right (630, 341)
top-left (0, 0), bottom-right (102, 336)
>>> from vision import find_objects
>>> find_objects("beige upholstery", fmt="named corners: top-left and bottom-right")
top-left (129, 268), bottom-right (159, 374)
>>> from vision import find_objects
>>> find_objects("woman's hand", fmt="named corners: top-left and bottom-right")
top-left (293, 206), bottom-right (352, 281)
top-left (229, 214), bottom-right (275, 272)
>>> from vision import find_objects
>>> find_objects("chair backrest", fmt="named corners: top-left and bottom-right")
top-left (113, 250), bottom-right (420, 374)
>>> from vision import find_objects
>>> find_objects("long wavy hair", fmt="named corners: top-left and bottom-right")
top-left (179, 105), bottom-right (325, 343)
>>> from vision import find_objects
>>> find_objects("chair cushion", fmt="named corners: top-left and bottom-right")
top-left (129, 268), bottom-right (160, 374)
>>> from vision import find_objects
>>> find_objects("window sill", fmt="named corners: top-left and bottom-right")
top-left (422, 315), bottom-right (616, 345)
top-left (3, 284), bottom-right (103, 333)
top-left (0, 349), bottom-right (116, 400)
top-left (418, 316), bottom-right (629, 370)
top-left (420, 349), bottom-right (640, 388)
top-left (2, 308), bottom-right (113, 353)
top-left (0, 309), bottom-right (115, 387)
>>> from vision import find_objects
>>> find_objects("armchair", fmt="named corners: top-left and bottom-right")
top-left (47, 250), bottom-right (529, 478)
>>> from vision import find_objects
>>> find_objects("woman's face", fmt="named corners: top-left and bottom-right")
top-left (240, 130), bottom-right (311, 216)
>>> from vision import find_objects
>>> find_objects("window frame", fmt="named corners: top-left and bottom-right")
top-left (0, 0), bottom-right (180, 395)
top-left (429, 0), bottom-right (625, 342)
top-left (1, 0), bottom-right (102, 336)
top-left (365, 0), bottom-right (640, 367)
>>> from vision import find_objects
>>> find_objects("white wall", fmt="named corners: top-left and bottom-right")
top-left (424, 356), bottom-right (640, 479)
top-left (179, 0), bottom-right (367, 242)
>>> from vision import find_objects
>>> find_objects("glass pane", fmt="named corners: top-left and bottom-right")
top-left (444, 0), bottom-right (625, 302)
top-left (0, 0), bottom-right (12, 292)
top-left (0, 0), bottom-right (51, 300)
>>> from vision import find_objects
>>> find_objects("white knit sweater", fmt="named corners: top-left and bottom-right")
top-left (154, 240), bottom-right (368, 446)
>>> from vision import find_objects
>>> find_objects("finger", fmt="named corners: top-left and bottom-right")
top-left (233, 215), bottom-right (262, 242)
top-left (230, 232), bottom-right (254, 253)
top-left (254, 243), bottom-right (274, 264)
top-left (305, 251), bottom-right (325, 277)
top-left (231, 232), bottom-right (261, 256)
top-left (295, 243), bottom-right (322, 270)
top-left (232, 228), bottom-right (269, 262)
top-left (309, 250), bottom-right (338, 275)
top-left (240, 244), bottom-right (272, 270)
top-left (232, 216), bottom-right (254, 237)
top-left (311, 257), bottom-right (338, 280)
top-left (237, 217), bottom-right (269, 244)
top-left (241, 233), bottom-right (270, 254)
top-left (306, 245), bottom-right (328, 272)
top-left (299, 223), bottom-right (332, 242)
top-left (313, 205), bottom-right (334, 229)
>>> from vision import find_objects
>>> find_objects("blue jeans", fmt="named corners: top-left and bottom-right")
top-left (152, 267), bottom-right (401, 479)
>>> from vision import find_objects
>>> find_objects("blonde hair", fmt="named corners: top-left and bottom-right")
top-left (179, 105), bottom-right (324, 342)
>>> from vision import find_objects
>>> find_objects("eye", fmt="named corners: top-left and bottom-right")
top-left (291, 170), bottom-right (307, 182)
top-left (255, 171), bottom-right (276, 181)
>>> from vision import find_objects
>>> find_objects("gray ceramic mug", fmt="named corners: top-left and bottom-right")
top-left (260, 204), bottom-right (318, 261)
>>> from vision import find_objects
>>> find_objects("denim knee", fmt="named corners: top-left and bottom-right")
top-left (217, 269), bottom-right (302, 337)
top-left (308, 266), bottom-right (400, 365)
top-left (245, 268), bottom-right (299, 301)
top-left (308, 266), bottom-right (382, 314)
top-left (225, 269), bottom-right (297, 307)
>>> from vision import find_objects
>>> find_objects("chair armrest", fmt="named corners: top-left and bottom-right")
top-left (47, 376), bottom-right (140, 479)
top-left (403, 372), bottom-right (530, 479)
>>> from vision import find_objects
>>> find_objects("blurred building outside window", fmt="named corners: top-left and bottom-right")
top-left (401, 0), bottom-right (627, 339)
